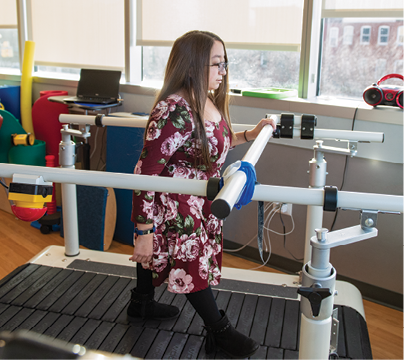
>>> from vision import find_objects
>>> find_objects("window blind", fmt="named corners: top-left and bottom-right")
top-left (137, 0), bottom-right (304, 52)
top-left (322, 0), bottom-right (403, 18)
top-left (29, 0), bottom-right (125, 69)
top-left (0, 0), bottom-right (17, 28)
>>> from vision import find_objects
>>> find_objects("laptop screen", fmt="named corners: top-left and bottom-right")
top-left (77, 69), bottom-right (122, 99)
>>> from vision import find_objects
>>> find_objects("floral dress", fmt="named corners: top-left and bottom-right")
top-left (131, 94), bottom-right (231, 294)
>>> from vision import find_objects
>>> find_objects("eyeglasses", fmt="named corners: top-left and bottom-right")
top-left (208, 62), bottom-right (228, 72)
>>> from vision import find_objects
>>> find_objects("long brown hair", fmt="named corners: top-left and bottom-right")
top-left (146, 30), bottom-right (234, 174)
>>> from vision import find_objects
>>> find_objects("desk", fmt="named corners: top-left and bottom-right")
top-left (48, 96), bottom-right (122, 170)
top-left (48, 95), bottom-right (122, 115)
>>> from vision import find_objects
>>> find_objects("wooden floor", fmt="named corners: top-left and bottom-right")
top-left (0, 209), bottom-right (402, 359)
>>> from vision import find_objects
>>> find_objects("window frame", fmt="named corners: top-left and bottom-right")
top-left (378, 25), bottom-right (390, 46)
top-left (360, 25), bottom-right (371, 45)
top-left (343, 25), bottom-right (354, 45)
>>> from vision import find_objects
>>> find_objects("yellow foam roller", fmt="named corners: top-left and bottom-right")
top-left (20, 40), bottom-right (36, 137)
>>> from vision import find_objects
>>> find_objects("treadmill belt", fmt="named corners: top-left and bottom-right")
top-left (0, 263), bottom-right (372, 359)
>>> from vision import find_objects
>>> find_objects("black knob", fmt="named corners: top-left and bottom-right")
top-left (298, 287), bottom-right (332, 317)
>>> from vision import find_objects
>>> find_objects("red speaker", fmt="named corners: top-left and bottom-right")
top-left (363, 73), bottom-right (403, 109)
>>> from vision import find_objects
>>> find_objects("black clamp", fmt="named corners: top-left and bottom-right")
top-left (323, 186), bottom-right (338, 212)
top-left (95, 114), bottom-right (105, 127)
top-left (279, 113), bottom-right (294, 138)
top-left (207, 177), bottom-right (222, 201)
top-left (272, 125), bottom-right (281, 138)
top-left (301, 114), bottom-right (317, 140)
top-left (298, 287), bottom-right (332, 317)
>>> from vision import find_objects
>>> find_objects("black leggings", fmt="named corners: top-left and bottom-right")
top-left (136, 263), bottom-right (222, 325)
top-left (136, 262), bottom-right (154, 294)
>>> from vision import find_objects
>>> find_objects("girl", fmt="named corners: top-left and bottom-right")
top-left (129, 30), bottom-right (276, 358)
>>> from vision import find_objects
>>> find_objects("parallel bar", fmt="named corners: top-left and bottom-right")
top-left (59, 114), bottom-right (148, 128)
top-left (59, 114), bottom-right (384, 143)
top-left (0, 164), bottom-right (402, 213)
top-left (0, 164), bottom-right (208, 197)
top-left (287, 128), bottom-right (384, 143)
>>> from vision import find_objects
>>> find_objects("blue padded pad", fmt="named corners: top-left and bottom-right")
top-left (106, 126), bottom-right (144, 244)
top-left (61, 185), bottom-right (108, 251)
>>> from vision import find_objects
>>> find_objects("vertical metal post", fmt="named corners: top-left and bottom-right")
top-left (299, 229), bottom-right (336, 359)
top-left (59, 126), bottom-right (80, 256)
top-left (304, 141), bottom-right (327, 264)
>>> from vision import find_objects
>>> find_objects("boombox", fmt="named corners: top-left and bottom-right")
top-left (363, 73), bottom-right (403, 109)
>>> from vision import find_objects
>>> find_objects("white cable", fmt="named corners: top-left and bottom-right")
top-left (223, 202), bottom-right (275, 253)
top-left (223, 200), bottom-right (295, 271)
top-left (247, 238), bottom-right (272, 271)
top-left (90, 126), bottom-right (100, 159)
top-left (223, 234), bottom-right (257, 252)
top-left (265, 214), bottom-right (295, 236)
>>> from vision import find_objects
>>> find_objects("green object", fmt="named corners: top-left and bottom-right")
top-left (241, 88), bottom-right (298, 99)
top-left (8, 139), bottom-right (46, 166)
top-left (0, 109), bottom-right (26, 163)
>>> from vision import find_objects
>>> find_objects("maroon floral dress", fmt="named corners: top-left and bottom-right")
top-left (131, 94), bottom-right (231, 294)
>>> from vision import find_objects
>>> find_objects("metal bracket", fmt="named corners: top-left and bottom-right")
top-left (310, 225), bottom-right (378, 250)
top-left (329, 308), bottom-right (339, 357)
top-left (314, 140), bottom-right (358, 157)
top-left (77, 124), bottom-right (91, 140)
top-left (360, 210), bottom-right (378, 230)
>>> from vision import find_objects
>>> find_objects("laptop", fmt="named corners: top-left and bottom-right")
top-left (64, 69), bottom-right (122, 104)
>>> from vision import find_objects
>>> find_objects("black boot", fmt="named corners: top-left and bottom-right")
top-left (127, 288), bottom-right (180, 322)
top-left (204, 310), bottom-right (259, 358)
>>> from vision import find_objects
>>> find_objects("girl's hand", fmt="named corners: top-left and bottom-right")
top-left (247, 116), bottom-right (277, 141)
top-left (129, 233), bottom-right (153, 266)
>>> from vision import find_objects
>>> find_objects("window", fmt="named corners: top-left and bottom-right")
top-left (28, 0), bottom-right (125, 77)
top-left (378, 26), bottom-right (390, 45)
top-left (0, 0), bottom-right (19, 72)
top-left (2, 0), bottom-right (403, 102)
top-left (138, 0), bottom-right (304, 90)
top-left (329, 27), bottom-right (339, 47)
top-left (143, 46), bottom-right (301, 90)
top-left (0, 29), bottom-right (19, 71)
top-left (397, 26), bottom-right (403, 45)
top-left (343, 26), bottom-right (354, 45)
top-left (318, 0), bottom-right (403, 99)
top-left (320, 17), bottom-right (403, 99)
top-left (361, 26), bottom-right (371, 44)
